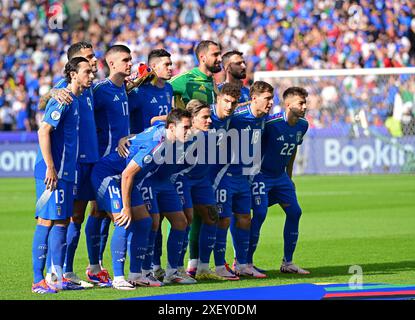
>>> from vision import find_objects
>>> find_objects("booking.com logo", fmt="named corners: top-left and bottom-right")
top-left (48, 2), bottom-right (64, 30)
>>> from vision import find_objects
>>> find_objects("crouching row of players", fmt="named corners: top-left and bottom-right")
top-left (31, 63), bottom-right (309, 292)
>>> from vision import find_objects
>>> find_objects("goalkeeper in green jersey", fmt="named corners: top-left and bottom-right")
top-left (169, 40), bottom-right (222, 109)
top-left (162, 41), bottom-right (222, 277)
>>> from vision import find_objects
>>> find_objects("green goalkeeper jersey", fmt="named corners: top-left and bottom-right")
top-left (169, 67), bottom-right (218, 109)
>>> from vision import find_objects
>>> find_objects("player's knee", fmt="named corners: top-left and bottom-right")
top-left (236, 214), bottom-right (251, 229)
top-left (252, 209), bottom-right (267, 222)
top-left (89, 209), bottom-right (107, 219)
top-left (71, 213), bottom-right (85, 225)
top-left (184, 208), bottom-right (193, 226)
top-left (37, 217), bottom-right (53, 227)
top-left (54, 218), bottom-right (70, 227)
top-left (284, 204), bottom-right (302, 221)
top-left (172, 214), bottom-right (187, 230)
top-left (151, 214), bottom-right (160, 231)
top-left (217, 217), bottom-right (230, 229)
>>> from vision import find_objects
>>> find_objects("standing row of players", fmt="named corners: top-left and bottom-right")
top-left (31, 40), bottom-right (309, 293)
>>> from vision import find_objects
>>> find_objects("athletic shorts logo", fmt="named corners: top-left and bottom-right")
top-left (113, 200), bottom-right (120, 210)
top-left (51, 111), bottom-right (61, 121)
top-left (217, 204), bottom-right (223, 213)
top-left (179, 196), bottom-right (185, 205)
top-left (255, 196), bottom-right (261, 206)
top-left (143, 155), bottom-right (153, 164)
top-left (73, 185), bottom-right (77, 196)
top-left (57, 206), bottom-right (61, 216)
top-left (145, 201), bottom-right (152, 211)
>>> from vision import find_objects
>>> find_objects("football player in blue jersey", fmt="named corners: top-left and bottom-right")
top-left (31, 57), bottom-right (94, 294)
top-left (250, 87), bottom-right (310, 275)
top-left (183, 84), bottom-right (241, 279)
top-left (218, 50), bottom-right (250, 105)
top-left (117, 48), bottom-right (174, 280)
top-left (213, 81), bottom-right (274, 279)
top-left (171, 100), bottom-right (219, 280)
top-left (127, 49), bottom-right (174, 135)
top-left (121, 109), bottom-right (196, 285)
top-left (186, 52), bottom-right (250, 277)
top-left (41, 42), bottom-right (99, 288)
top-left (88, 44), bottom-right (133, 289)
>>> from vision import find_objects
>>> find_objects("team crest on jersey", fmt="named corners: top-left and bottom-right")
top-left (199, 85), bottom-right (206, 91)
top-left (179, 196), bottom-right (185, 205)
top-left (166, 93), bottom-right (171, 104)
top-left (113, 200), bottom-right (120, 210)
top-left (51, 111), bottom-right (61, 121)
top-left (255, 196), bottom-right (261, 206)
top-left (296, 131), bottom-right (302, 143)
top-left (73, 185), bottom-right (77, 196)
top-left (57, 206), bottom-right (62, 216)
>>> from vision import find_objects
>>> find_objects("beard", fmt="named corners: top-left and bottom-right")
top-left (230, 68), bottom-right (246, 80)
top-left (206, 63), bottom-right (222, 74)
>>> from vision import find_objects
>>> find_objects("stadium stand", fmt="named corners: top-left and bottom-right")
top-left (0, 0), bottom-right (415, 132)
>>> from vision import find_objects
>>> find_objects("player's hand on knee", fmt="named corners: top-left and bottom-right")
top-left (115, 208), bottom-right (132, 229)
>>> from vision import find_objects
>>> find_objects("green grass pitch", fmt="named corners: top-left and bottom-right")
top-left (1, 175), bottom-right (414, 300)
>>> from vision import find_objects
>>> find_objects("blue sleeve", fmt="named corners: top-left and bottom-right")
top-left (43, 98), bottom-right (68, 128)
top-left (92, 83), bottom-right (102, 110)
top-left (53, 78), bottom-right (67, 89)
top-left (131, 142), bottom-right (158, 172)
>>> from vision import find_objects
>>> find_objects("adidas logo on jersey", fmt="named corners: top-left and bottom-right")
top-left (113, 95), bottom-right (120, 101)
top-left (277, 135), bottom-right (284, 141)
top-left (151, 97), bottom-right (158, 104)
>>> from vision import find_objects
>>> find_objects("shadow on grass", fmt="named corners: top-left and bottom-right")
top-left (263, 260), bottom-right (415, 280)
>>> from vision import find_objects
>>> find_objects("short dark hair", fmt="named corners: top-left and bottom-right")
top-left (282, 87), bottom-right (308, 100)
top-left (249, 81), bottom-right (274, 98)
top-left (186, 99), bottom-right (210, 117)
top-left (195, 40), bottom-right (220, 62)
top-left (105, 44), bottom-right (131, 60)
top-left (67, 42), bottom-right (93, 60)
top-left (218, 83), bottom-right (241, 100)
top-left (148, 49), bottom-right (171, 64)
top-left (222, 50), bottom-right (243, 68)
top-left (166, 109), bottom-right (192, 128)
top-left (64, 57), bottom-right (89, 83)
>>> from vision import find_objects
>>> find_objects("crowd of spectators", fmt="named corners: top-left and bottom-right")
top-left (1, 0), bottom-right (415, 135)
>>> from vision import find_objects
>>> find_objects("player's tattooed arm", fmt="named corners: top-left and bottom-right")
top-left (38, 88), bottom-right (73, 110)
top-left (206, 205), bottom-right (219, 223)
top-left (117, 134), bottom-right (136, 158)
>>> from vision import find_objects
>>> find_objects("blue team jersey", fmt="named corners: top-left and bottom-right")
top-left (227, 104), bottom-right (267, 175)
top-left (127, 123), bottom-right (186, 184)
top-left (217, 82), bottom-right (250, 104)
top-left (93, 79), bottom-right (130, 157)
top-left (210, 104), bottom-right (232, 131)
top-left (55, 79), bottom-right (99, 163)
top-left (34, 96), bottom-right (79, 182)
top-left (128, 82), bottom-right (173, 134)
top-left (260, 112), bottom-right (308, 177)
